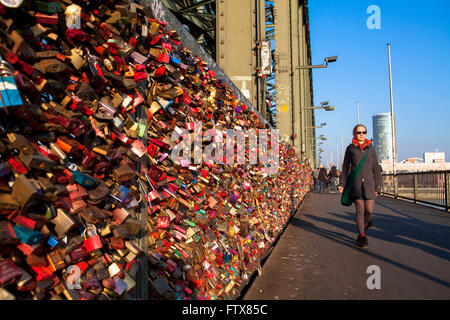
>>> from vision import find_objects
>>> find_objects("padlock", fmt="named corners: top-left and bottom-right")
top-left (0, 59), bottom-right (23, 107)
top-left (123, 78), bottom-right (137, 90)
top-left (87, 180), bottom-right (110, 204)
top-left (0, 258), bottom-right (23, 287)
top-left (112, 164), bottom-right (135, 183)
top-left (79, 205), bottom-right (107, 224)
top-left (50, 208), bottom-right (77, 239)
top-left (112, 224), bottom-right (131, 239)
top-left (110, 184), bottom-right (130, 204)
top-left (47, 250), bottom-right (65, 272)
top-left (72, 171), bottom-right (97, 188)
top-left (13, 225), bottom-right (42, 245)
top-left (0, 221), bottom-right (20, 245)
top-left (19, 152), bottom-right (55, 172)
top-left (83, 226), bottom-right (103, 257)
top-left (5, 133), bottom-right (33, 154)
top-left (11, 175), bottom-right (42, 208)
top-left (112, 208), bottom-right (129, 225)
top-left (0, 193), bottom-right (20, 212)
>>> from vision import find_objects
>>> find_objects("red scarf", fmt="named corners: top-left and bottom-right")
top-left (352, 138), bottom-right (372, 150)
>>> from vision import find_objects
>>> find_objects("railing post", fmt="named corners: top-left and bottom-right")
top-left (414, 173), bottom-right (418, 204)
top-left (394, 174), bottom-right (398, 199)
top-left (445, 171), bottom-right (449, 212)
top-left (133, 98), bottom-right (149, 300)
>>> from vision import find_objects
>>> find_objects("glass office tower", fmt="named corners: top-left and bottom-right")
top-left (372, 113), bottom-right (393, 162)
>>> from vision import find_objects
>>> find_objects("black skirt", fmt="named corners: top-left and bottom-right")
top-left (352, 183), bottom-right (370, 200)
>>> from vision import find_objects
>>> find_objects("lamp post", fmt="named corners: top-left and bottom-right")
top-left (356, 101), bottom-right (359, 124)
top-left (318, 154), bottom-right (323, 166)
top-left (337, 143), bottom-right (339, 169)
top-left (387, 43), bottom-right (398, 196)
top-left (296, 56), bottom-right (337, 167)
top-left (305, 102), bottom-right (333, 168)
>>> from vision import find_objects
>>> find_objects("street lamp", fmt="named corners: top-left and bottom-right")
top-left (306, 101), bottom-right (335, 111)
top-left (318, 155), bottom-right (323, 165)
top-left (310, 135), bottom-right (327, 141)
top-left (307, 122), bottom-right (326, 129)
top-left (296, 56), bottom-right (338, 69)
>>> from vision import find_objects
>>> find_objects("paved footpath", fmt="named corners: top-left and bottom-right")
top-left (243, 192), bottom-right (450, 299)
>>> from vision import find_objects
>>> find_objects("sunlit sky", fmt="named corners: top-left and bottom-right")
top-left (308, 0), bottom-right (450, 166)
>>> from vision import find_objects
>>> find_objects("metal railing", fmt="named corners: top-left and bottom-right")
top-left (381, 171), bottom-right (450, 211)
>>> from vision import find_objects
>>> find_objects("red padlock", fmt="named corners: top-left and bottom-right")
top-left (83, 226), bottom-right (103, 257)
top-left (156, 216), bottom-right (169, 229)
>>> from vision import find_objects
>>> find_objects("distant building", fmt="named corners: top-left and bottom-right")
top-left (381, 151), bottom-right (450, 173)
top-left (372, 113), bottom-right (393, 163)
top-left (424, 152), bottom-right (445, 164)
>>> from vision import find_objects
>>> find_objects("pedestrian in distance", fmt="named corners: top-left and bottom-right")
top-left (318, 165), bottom-right (328, 194)
top-left (313, 167), bottom-right (320, 191)
top-left (338, 124), bottom-right (382, 249)
top-left (326, 167), bottom-right (330, 189)
top-left (328, 163), bottom-right (339, 193)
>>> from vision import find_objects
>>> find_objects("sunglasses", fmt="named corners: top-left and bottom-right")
top-left (356, 131), bottom-right (367, 134)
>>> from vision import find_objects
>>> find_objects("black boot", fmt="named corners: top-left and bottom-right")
top-left (364, 220), bottom-right (373, 231)
top-left (356, 235), bottom-right (368, 248)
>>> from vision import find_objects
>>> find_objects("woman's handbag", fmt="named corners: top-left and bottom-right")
top-left (341, 151), bottom-right (369, 206)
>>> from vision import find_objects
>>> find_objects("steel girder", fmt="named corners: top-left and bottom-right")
top-left (161, 1), bottom-right (314, 162)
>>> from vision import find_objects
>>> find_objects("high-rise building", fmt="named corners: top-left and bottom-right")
top-left (372, 113), bottom-right (393, 163)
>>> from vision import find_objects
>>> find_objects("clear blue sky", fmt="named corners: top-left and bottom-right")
top-left (308, 0), bottom-right (450, 166)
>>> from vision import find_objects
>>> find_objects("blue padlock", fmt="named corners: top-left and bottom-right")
top-left (47, 236), bottom-right (58, 248)
top-left (71, 170), bottom-right (96, 188)
top-left (0, 60), bottom-right (23, 108)
top-left (13, 225), bottom-right (42, 245)
top-left (169, 55), bottom-right (181, 66)
top-left (110, 184), bottom-right (130, 203)
top-left (156, 96), bottom-right (173, 110)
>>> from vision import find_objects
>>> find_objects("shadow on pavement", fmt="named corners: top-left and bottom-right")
top-left (289, 216), bottom-right (450, 289)
top-left (378, 197), bottom-right (450, 219)
top-left (321, 204), bottom-right (450, 261)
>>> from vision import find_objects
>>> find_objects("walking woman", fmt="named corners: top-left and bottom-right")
top-left (338, 124), bottom-right (382, 248)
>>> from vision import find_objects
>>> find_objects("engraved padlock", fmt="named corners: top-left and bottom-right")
top-left (83, 226), bottom-right (103, 257)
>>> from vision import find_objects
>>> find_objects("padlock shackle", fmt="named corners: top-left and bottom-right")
top-left (82, 225), bottom-right (97, 240)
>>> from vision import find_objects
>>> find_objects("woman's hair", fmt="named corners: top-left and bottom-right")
top-left (352, 124), bottom-right (368, 137)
